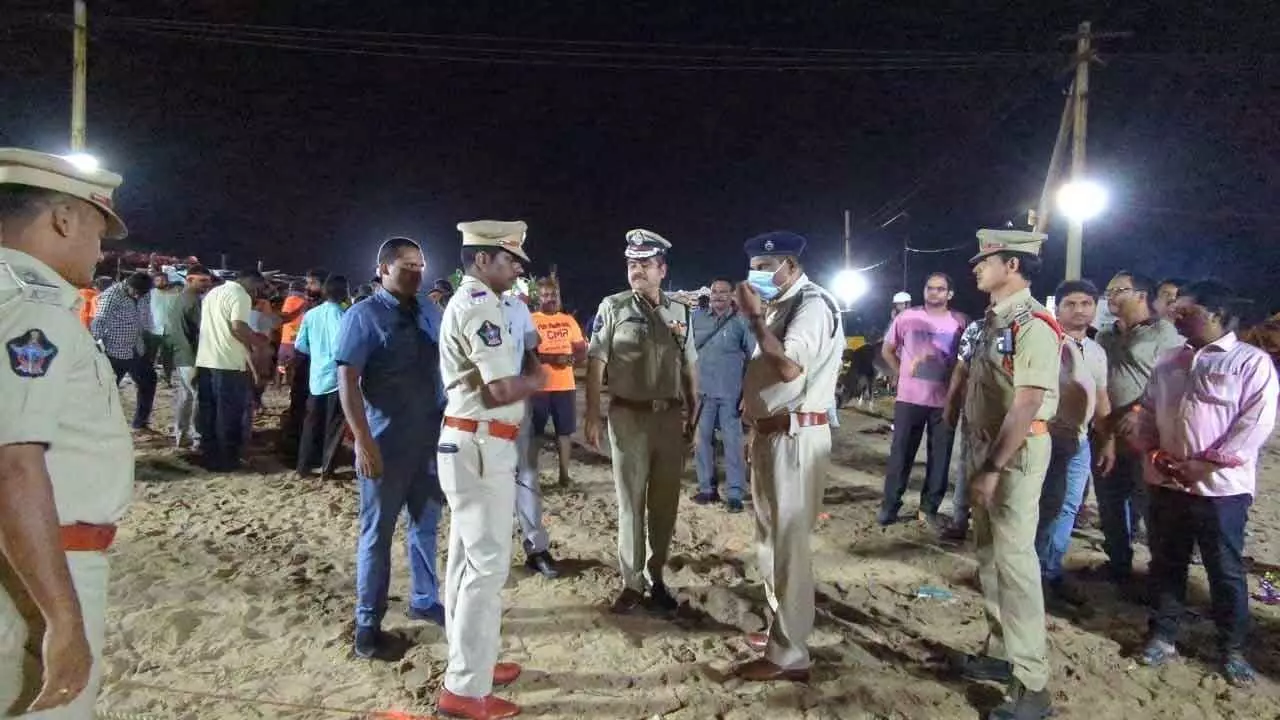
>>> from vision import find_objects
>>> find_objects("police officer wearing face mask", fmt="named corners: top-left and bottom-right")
top-left (733, 231), bottom-right (843, 682)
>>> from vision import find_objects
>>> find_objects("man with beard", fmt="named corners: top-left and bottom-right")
top-left (1127, 280), bottom-right (1277, 687)
top-left (335, 239), bottom-right (447, 658)
top-left (878, 272), bottom-right (967, 527)
top-left (435, 221), bottom-right (545, 719)
top-left (1095, 271), bottom-right (1183, 592)
top-left (732, 231), bottom-right (842, 683)
top-left (585, 229), bottom-right (698, 616)
top-left (956, 229), bottom-right (1061, 720)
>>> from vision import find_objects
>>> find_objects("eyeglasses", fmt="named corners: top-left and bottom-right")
top-left (1104, 287), bottom-right (1134, 298)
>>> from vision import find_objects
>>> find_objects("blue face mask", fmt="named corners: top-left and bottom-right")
top-left (747, 269), bottom-right (781, 301)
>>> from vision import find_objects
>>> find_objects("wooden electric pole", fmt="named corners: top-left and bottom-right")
top-left (71, 0), bottom-right (87, 151)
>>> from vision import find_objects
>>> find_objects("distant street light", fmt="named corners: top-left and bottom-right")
top-left (1057, 179), bottom-right (1108, 222)
top-left (830, 268), bottom-right (869, 307)
top-left (63, 152), bottom-right (100, 173)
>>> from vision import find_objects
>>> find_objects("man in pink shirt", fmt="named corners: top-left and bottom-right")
top-left (878, 273), bottom-right (968, 526)
top-left (1127, 280), bottom-right (1278, 687)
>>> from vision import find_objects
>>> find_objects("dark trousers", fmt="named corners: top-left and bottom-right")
top-left (1148, 485), bottom-right (1251, 654)
top-left (196, 368), bottom-right (252, 471)
top-left (109, 354), bottom-right (157, 430)
top-left (297, 391), bottom-right (345, 475)
top-left (143, 332), bottom-right (174, 384)
top-left (1098, 444), bottom-right (1151, 578)
top-left (881, 401), bottom-right (953, 516)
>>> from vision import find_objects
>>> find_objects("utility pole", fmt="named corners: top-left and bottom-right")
top-left (1063, 21), bottom-right (1091, 281)
top-left (71, 0), bottom-right (88, 151)
top-left (1033, 93), bottom-right (1074, 235)
top-left (842, 209), bottom-right (852, 268)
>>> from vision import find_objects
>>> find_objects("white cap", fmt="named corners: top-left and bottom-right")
top-left (624, 228), bottom-right (671, 260)
top-left (0, 148), bottom-right (127, 239)
top-left (456, 220), bottom-right (530, 263)
top-left (893, 291), bottom-right (912, 304)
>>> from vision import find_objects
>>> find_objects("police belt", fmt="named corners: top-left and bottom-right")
top-left (62, 523), bottom-right (117, 552)
top-left (609, 396), bottom-right (681, 413)
top-left (443, 416), bottom-right (521, 441)
top-left (753, 412), bottom-right (829, 437)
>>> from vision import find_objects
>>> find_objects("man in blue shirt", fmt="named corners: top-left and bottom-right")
top-left (335, 238), bottom-right (447, 659)
top-left (502, 292), bottom-right (561, 579)
top-left (691, 279), bottom-right (755, 512)
top-left (294, 274), bottom-right (349, 477)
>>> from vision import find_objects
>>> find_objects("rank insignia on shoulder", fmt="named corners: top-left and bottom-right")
top-left (477, 320), bottom-right (503, 348)
top-left (6, 329), bottom-right (58, 378)
top-left (470, 290), bottom-right (488, 298)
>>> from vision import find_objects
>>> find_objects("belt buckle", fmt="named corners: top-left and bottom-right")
top-left (651, 399), bottom-right (671, 412)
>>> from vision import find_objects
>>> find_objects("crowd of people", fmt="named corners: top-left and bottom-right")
top-left (3, 147), bottom-right (1279, 720)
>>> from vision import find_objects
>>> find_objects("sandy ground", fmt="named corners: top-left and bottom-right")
top-left (93, 381), bottom-right (1280, 720)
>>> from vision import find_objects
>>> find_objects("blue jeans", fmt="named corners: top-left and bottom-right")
top-left (195, 368), bottom-right (251, 471)
top-left (1148, 487), bottom-right (1251, 653)
top-left (695, 396), bottom-right (747, 501)
top-left (355, 447), bottom-right (443, 629)
top-left (1036, 434), bottom-right (1092, 582)
top-left (1097, 445), bottom-right (1149, 579)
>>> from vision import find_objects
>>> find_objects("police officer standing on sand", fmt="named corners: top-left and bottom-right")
top-left (730, 231), bottom-right (843, 682)
top-left (955, 229), bottom-right (1062, 720)
top-left (435, 220), bottom-right (545, 720)
top-left (584, 229), bottom-right (698, 615)
top-left (0, 148), bottom-right (134, 717)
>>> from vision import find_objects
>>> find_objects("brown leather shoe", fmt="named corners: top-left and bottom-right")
top-left (493, 662), bottom-right (522, 687)
top-left (732, 657), bottom-right (810, 683)
top-left (437, 690), bottom-right (521, 719)
top-left (744, 632), bottom-right (768, 651)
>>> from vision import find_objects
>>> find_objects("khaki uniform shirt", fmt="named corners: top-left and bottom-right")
top-left (963, 287), bottom-right (1062, 441)
top-left (439, 275), bottom-right (523, 424)
top-left (0, 248), bottom-right (133, 525)
top-left (742, 275), bottom-right (844, 419)
top-left (588, 290), bottom-right (697, 401)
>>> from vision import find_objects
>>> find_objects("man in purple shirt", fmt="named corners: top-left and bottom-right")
top-left (879, 273), bottom-right (967, 526)
top-left (1126, 280), bottom-right (1278, 687)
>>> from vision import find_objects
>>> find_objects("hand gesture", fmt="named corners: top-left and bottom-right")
top-left (355, 438), bottom-right (384, 480)
top-left (1094, 437), bottom-right (1117, 477)
top-left (584, 415), bottom-right (602, 451)
top-left (28, 618), bottom-right (92, 713)
top-left (735, 282), bottom-right (763, 318)
top-left (968, 471), bottom-right (999, 509)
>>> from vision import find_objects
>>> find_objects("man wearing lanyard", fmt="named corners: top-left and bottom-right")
top-left (335, 237), bottom-right (447, 659)
top-left (690, 278), bottom-right (754, 512)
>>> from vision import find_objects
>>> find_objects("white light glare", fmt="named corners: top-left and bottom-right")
top-left (1057, 180), bottom-right (1108, 222)
top-left (831, 268), bottom-right (869, 306)
top-left (62, 153), bottom-right (100, 173)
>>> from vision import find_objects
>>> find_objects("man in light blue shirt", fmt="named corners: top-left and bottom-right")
top-left (295, 275), bottom-right (349, 476)
top-left (691, 279), bottom-right (755, 512)
top-left (502, 292), bottom-right (560, 578)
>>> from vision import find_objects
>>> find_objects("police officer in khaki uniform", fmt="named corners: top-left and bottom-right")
top-left (0, 148), bottom-right (133, 717)
top-left (435, 220), bottom-right (545, 720)
top-left (956, 229), bottom-right (1062, 720)
top-left (730, 231), bottom-right (843, 682)
top-left (585, 229), bottom-right (698, 615)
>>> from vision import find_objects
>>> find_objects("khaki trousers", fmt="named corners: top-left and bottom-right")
top-left (606, 405), bottom-right (684, 591)
top-left (437, 424), bottom-right (518, 699)
top-left (0, 552), bottom-right (109, 719)
top-left (971, 433), bottom-right (1051, 692)
top-left (751, 424), bottom-right (830, 670)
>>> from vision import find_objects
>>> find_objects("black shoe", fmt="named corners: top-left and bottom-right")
top-left (692, 491), bottom-right (720, 505)
top-left (939, 521), bottom-right (968, 543)
top-left (610, 588), bottom-right (645, 614)
top-left (646, 582), bottom-right (680, 615)
top-left (987, 679), bottom-right (1052, 719)
top-left (726, 499), bottom-right (745, 514)
top-left (406, 602), bottom-right (447, 627)
top-left (956, 654), bottom-right (1014, 683)
top-left (353, 626), bottom-right (382, 659)
top-left (526, 551), bottom-right (561, 579)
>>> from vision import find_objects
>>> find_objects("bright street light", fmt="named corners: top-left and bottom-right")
top-left (62, 153), bottom-right (100, 173)
top-left (830, 268), bottom-right (869, 307)
top-left (1057, 180), bottom-right (1108, 222)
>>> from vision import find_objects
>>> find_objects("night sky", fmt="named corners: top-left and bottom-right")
top-left (3, 2), bottom-right (1278, 324)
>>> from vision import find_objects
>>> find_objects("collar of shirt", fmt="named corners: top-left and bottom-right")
top-left (0, 247), bottom-right (81, 310)
top-left (371, 286), bottom-right (443, 341)
top-left (990, 286), bottom-right (1033, 318)
top-left (771, 273), bottom-right (811, 305)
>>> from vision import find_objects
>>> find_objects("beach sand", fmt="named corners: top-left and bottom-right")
top-left (95, 382), bottom-right (1280, 719)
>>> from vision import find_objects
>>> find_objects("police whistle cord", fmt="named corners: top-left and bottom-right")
top-left (107, 679), bottom-right (437, 719)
